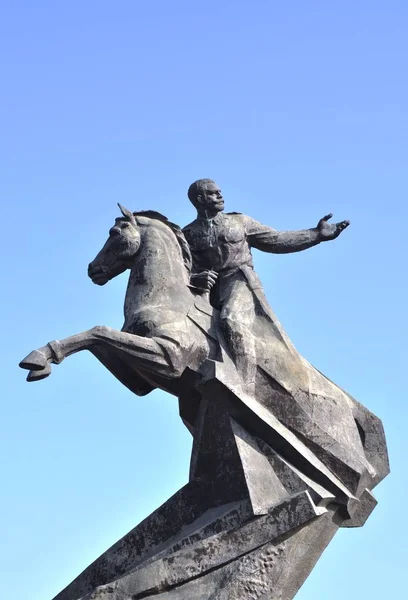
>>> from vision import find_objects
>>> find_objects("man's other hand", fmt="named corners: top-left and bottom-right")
top-left (191, 270), bottom-right (218, 291)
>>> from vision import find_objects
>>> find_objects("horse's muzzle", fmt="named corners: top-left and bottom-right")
top-left (88, 262), bottom-right (110, 286)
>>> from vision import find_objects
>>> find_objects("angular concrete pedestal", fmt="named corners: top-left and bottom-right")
top-left (52, 372), bottom-right (387, 600)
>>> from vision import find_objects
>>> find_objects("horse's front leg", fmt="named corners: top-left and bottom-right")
top-left (19, 326), bottom-right (173, 381)
top-left (19, 328), bottom-right (98, 381)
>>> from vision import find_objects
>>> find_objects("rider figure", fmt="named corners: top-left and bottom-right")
top-left (183, 179), bottom-right (350, 393)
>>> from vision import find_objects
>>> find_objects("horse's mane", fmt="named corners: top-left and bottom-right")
top-left (133, 211), bottom-right (192, 274)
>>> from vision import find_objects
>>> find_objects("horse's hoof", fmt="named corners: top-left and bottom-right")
top-left (26, 364), bottom-right (51, 382)
top-left (19, 350), bottom-right (48, 371)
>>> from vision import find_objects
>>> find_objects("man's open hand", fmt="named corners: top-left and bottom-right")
top-left (317, 213), bottom-right (350, 241)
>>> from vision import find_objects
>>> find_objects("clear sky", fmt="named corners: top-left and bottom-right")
top-left (1, 2), bottom-right (407, 599)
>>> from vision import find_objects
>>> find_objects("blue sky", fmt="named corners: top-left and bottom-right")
top-left (1, 2), bottom-right (407, 598)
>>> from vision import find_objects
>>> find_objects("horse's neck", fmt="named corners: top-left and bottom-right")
top-left (124, 221), bottom-right (192, 328)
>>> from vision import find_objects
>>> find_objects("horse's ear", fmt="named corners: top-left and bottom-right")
top-left (117, 203), bottom-right (135, 221)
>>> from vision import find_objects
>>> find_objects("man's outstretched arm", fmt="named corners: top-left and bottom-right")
top-left (245, 213), bottom-right (350, 253)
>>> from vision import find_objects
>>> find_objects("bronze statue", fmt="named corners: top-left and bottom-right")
top-left (19, 183), bottom-right (388, 600)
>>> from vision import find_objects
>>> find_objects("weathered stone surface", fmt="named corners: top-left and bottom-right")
top-left (76, 492), bottom-right (327, 600)
top-left (54, 499), bottom-right (252, 600)
top-left (77, 504), bottom-right (341, 600)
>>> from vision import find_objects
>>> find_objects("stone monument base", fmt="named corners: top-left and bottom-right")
top-left (51, 375), bottom-right (383, 600)
top-left (72, 497), bottom-right (339, 600)
top-left (54, 486), bottom-right (342, 600)
top-left (53, 414), bottom-right (342, 599)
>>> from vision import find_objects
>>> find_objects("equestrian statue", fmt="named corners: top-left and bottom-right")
top-left (20, 179), bottom-right (389, 600)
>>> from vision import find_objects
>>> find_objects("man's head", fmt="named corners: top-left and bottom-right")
top-left (187, 179), bottom-right (224, 215)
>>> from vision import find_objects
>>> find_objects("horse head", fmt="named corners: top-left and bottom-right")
top-left (88, 204), bottom-right (141, 286)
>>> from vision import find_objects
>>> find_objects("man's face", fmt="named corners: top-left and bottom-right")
top-left (199, 181), bottom-right (224, 212)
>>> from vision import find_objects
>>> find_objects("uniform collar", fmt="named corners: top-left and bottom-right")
top-left (197, 211), bottom-right (224, 224)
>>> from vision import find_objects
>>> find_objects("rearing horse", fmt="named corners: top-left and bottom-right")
top-left (20, 205), bottom-right (218, 404)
